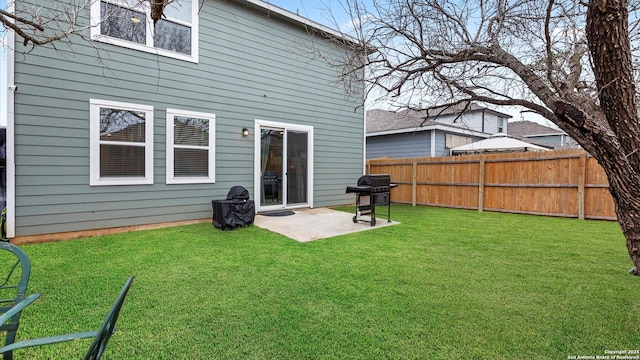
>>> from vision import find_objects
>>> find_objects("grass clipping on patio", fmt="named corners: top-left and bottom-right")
top-left (9, 205), bottom-right (640, 359)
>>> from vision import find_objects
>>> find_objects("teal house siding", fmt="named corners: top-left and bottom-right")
top-left (9, 0), bottom-right (364, 237)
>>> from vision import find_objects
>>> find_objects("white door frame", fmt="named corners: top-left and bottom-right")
top-left (254, 119), bottom-right (314, 213)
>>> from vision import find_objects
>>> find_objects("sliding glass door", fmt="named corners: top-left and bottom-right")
top-left (255, 121), bottom-right (313, 212)
top-left (286, 130), bottom-right (308, 204)
top-left (260, 127), bottom-right (284, 207)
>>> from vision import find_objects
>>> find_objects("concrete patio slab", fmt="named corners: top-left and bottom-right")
top-left (253, 207), bottom-right (400, 242)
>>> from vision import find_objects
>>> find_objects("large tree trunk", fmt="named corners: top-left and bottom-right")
top-left (586, 0), bottom-right (640, 274)
top-left (606, 168), bottom-right (640, 274)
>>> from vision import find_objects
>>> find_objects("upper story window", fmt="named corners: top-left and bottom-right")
top-left (166, 109), bottom-right (216, 184)
top-left (91, 0), bottom-right (198, 62)
top-left (90, 99), bottom-right (154, 186)
top-left (498, 117), bottom-right (505, 133)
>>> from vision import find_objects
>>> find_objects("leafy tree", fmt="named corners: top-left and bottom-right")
top-left (334, 0), bottom-right (640, 274)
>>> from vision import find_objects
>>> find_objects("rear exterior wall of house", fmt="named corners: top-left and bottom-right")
top-left (10, 0), bottom-right (364, 237)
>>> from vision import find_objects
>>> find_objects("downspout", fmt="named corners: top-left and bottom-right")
top-left (481, 110), bottom-right (485, 133)
top-left (430, 130), bottom-right (436, 157)
top-left (4, 1), bottom-right (15, 238)
top-left (363, 108), bottom-right (367, 174)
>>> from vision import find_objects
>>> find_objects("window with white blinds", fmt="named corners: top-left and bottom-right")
top-left (90, 99), bottom-right (154, 186)
top-left (166, 109), bottom-right (216, 184)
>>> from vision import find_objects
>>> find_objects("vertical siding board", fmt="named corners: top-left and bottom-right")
top-left (578, 154), bottom-right (586, 219)
top-left (478, 158), bottom-right (485, 212)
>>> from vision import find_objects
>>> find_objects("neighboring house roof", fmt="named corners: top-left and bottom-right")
top-left (404, 102), bottom-right (512, 120)
top-left (450, 134), bottom-right (551, 154)
top-left (366, 109), bottom-right (427, 133)
top-left (507, 120), bottom-right (582, 149)
top-left (507, 120), bottom-right (565, 137)
top-left (367, 103), bottom-right (511, 134)
top-left (366, 109), bottom-right (491, 138)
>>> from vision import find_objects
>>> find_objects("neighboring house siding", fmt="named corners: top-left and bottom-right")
top-left (433, 131), bottom-right (448, 157)
top-left (482, 114), bottom-right (499, 133)
top-left (432, 111), bottom-right (505, 134)
top-left (526, 135), bottom-right (564, 147)
top-left (432, 113), bottom-right (456, 126)
top-left (440, 132), bottom-right (485, 156)
top-left (365, 106), bottom-right (511, 160)
top-left (367, 132), bottom-right (431, 159)
top-left (12, 0), bottom-right (363, 236)
top-left (525, 134), bottom-right (579, 148)
top-left (456, 112), bottom-right (483, 132)
top-left (366, 129), bottom-right (488, 159)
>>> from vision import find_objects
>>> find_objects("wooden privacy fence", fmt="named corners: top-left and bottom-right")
top-left (367, 149), bottom-right (617, 220)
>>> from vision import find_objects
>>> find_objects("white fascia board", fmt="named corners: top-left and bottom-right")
top-left (483, 109), bottom-right (513, 119)
top-left (239, 0), bottom-right (359, 44)
top-left (367, 124), bottom-right (491, 138)
top-left (522, 132), bottom-right (567, 137)
top-left (362, 105), bottom-right (367, 175)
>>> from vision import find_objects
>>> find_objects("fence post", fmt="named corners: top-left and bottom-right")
top-left (412, 161), bottom-right (417, 206)
top-left (578, 153), bottom-right (586, 220)
top-left (478, 158), bottom-right (485, 212)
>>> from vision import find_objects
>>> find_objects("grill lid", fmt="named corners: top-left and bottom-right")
top-left (357, 174), bottom-right (391, 187)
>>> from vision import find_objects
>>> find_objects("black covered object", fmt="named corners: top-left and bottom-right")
top-left (212, 186), bottom-right (255, 230)
top-left (227, 185), bottom-right (250, 201)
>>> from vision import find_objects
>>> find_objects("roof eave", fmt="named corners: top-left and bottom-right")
top-left (234, 0), bottom-right (361, 45)
top-left (420, 107), bottom-right (513, 120)
top-left (368, 124), bottom-right (492, 138)
top-left (522, 132), bottom-right (567, 137)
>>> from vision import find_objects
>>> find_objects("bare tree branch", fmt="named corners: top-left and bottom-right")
top-left (0, 0), bottom-right (185, 49)
top-left (312, 0), bottom-right (640, 274)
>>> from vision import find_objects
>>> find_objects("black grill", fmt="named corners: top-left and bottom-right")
top-left (346, 174), bottom-right (396, 226)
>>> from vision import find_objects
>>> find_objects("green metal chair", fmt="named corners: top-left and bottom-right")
top-left (0, 243), bottom-right (31, 360)
top-left (0, 276), bottom-right (134, 360)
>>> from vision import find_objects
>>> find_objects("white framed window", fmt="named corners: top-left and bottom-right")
top-left (166, 109), bottom-right (215, 184)
top-left (498, 117), bottom-right (505, 133)
top-left (91, 0), bottom-right (199, 63)
top-left (90, 99), bottom-right (154, 186)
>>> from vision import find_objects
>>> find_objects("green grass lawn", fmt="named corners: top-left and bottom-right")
top-left (4, 205), bottom-right (640, 359)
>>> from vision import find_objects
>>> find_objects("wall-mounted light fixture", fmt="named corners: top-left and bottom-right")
top-left (242, 128), bottom-right (249, 136)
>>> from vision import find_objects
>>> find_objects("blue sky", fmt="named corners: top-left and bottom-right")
top-left (267, 0), bottom-right (547, 124)
top-left (268, 0), bottom-right (338, 23)
top-left (267, 0), bottom-right (360, 30)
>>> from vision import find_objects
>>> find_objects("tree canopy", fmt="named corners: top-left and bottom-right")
top-left (334, 0), bottom-right (640, 274)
